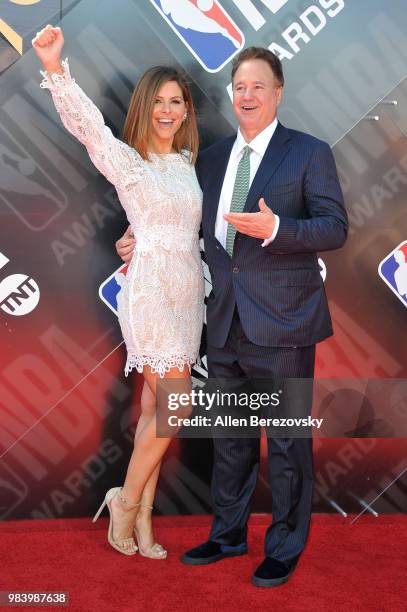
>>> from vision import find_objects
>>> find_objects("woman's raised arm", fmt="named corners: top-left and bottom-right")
top-left (32, 25), bottom-right (142, 190)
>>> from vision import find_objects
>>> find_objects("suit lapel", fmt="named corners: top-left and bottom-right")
top-left (243, 122), bottom-right (291, 213)
top-left (205, 136), bottom-right (235, 237)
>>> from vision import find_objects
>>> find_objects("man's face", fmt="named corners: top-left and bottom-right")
top-left (232, 59), bottom-right (283, 139)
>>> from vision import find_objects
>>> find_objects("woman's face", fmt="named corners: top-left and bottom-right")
top-left (150, 80), bottom-right (187, 150)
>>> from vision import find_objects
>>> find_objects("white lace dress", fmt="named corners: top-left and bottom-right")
top-left (40, 58), bottom-right (204, 377)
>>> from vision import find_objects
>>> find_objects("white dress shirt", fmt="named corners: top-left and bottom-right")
top-left (215, 118), bottom-right (280, 249)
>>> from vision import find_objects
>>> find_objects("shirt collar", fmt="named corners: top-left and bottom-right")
top-left (235, 117), bottom-right (278, 157)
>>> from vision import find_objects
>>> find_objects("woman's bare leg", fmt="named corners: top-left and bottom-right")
top-left (133, 381), bottom-right (161, 548)
top-left (136, 383), bottom-right (161, 506)
top-left (109, 366), bottom-right (191, 549)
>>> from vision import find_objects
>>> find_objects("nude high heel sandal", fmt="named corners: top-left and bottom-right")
top-left (92, 487), bottom-right (139, 556)
top-left (133, 503), bottom-right (167, 559)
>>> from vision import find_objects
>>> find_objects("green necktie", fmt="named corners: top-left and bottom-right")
top-left (225, 145), bottom-right (252, 257)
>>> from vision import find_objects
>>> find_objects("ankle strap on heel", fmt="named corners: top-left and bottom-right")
top-left (117, 488), bottom-right (154, 510)
top-left (118, 488), bottom-right (141, 509)
top-left (138, 503), bottom-right (153, 510)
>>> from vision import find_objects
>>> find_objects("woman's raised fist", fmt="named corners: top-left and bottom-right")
top-left (32, 25), bottom-right (64, 70)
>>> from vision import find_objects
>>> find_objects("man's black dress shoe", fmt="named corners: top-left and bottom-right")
top-left (181, 540), bottom-right (248, 565)
top-left (252, 557), bottom-right (294, 587)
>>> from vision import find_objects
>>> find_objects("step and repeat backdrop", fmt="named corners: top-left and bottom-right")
top-left (0, 0), bottom-right (406, 521)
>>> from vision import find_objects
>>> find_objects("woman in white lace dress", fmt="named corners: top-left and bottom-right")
top-left (33, 25), bottom-right (204, 558)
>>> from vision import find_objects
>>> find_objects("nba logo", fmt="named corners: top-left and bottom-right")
top-left (149, 0), bottom-right (245, 72)
top-left (0, 464), bottom-right (28, 520)
top-left (98, 264), bottom-right (129, 315)
top-left (378, 241), bottom-right (407, 307)
top-left (0, 124), bottom-right (68, 232)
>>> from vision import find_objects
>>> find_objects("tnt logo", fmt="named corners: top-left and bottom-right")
top-left (0, 253), bottom-right (40, 316)
top-left (378, 241), bottom-right (407, 307)
top-left (149, 0), bottom-right (245, 72)
top-left (98, 263), bottom-right (129, 315)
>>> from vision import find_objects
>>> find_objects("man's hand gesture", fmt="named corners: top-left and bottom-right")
top-left (224, 198), bottom-right (276, 240)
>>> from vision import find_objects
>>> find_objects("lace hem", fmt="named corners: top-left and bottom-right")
top-left (124, 353), bottom-right (198, 378)
top-left (40, 57), bottom-right (74, 93)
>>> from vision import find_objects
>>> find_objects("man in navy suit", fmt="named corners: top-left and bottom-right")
top-left (117, 47), bottom-right (347, 587)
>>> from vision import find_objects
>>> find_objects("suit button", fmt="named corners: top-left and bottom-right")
top-left (232, 266), bottom-right (239, 273)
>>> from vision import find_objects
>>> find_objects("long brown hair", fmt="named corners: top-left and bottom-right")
top-left (122, 66), bottom-right (199, 164)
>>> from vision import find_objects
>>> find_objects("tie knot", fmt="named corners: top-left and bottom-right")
top-left (242, 145), bottom-right (251, 158)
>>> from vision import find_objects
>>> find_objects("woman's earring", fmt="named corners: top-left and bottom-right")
top-left (183, 112), bottom-right (188, 121)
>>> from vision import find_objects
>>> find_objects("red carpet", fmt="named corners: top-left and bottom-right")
top-left (1, 514), bottom-right (406, 611)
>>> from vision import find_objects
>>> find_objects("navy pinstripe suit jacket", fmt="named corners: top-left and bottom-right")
top-left (196, 122), bottom-right (348, 349)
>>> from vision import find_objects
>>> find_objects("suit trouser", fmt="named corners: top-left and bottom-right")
top-left (207, 309), bottom-right (315, 564)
